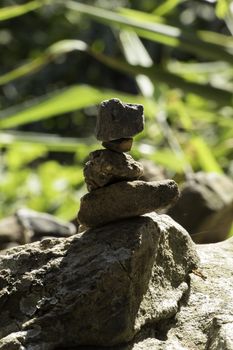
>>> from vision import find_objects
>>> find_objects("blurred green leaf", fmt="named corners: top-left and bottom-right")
top-left (190, 137), bottom-right (223, 173)
top-left (0, 0), bottom-right (49, 21)
top-left (148, 148), bottom-right (188, 173)
top-left (0, 131), bottom-right (94, 153)
top-left (118, 7), bottom-right (163, 24)
top-left (67, 1), bottom-right (233, 63)
top-left (90, 51), bottom-right (233, 106)
top-left (153, 0), bottom-right (184, 16)
top-left (216, 0), bottom-right (230, 18)
top-left (6, 143), bottom-right (47, 170)
top-left (1, 38), bottom-right (231, 108)
top-left (0, 40), bottom-right (87, 86)
top-left (0, 85), bottom-right (156, 129)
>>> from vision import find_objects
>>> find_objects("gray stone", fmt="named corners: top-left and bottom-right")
top-left (95, 98), bottom-right (144, 141)
top-left (167, 172), bottom-right (233, 243)
top-left (77, 179), bottom-right (179, 227)
top-left (102, 137), bottom-right (133, 153)
top-left (83, 149), bottom-right (143, 191)
top-left (117, 235), bottom-right (233, 350)
top-left (0, 209), bottom-right (76, 253)
top-left (0, 213), bottom-right (198, 349)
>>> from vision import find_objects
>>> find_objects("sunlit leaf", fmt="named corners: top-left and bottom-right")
top-left (0, 40), bottom-right (87, 86)
top-left (153, 0), bottom-right (185, 16)
top-left (66, 1), bottom-right (233, 63)
top-left (0, 85), bottom-right (156, 128)
top-left (90, 51), bottom-right (233, 106)
top-left (190, 137), bottom-right (223, 173)
top-left (6, 144), bottom-right (47, 169)
top-left (0, 131), bottom-right (94, 153)
top-left (0, 0), bottom-right (49, 21)
top-left (216, 0), bottom-right (229, 18)
top-left (148, 148), bottom-right (188, 173)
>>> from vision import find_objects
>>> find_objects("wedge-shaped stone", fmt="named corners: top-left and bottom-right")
top-left (78, 179), bottom-right (179, 227)
top-left (95, 98), bottom-right (144, 141)
top-left (84, 149), bottom-right (143, 191)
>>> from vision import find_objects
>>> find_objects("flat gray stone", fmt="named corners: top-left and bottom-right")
top-left (102, 138), bottom-right (133, 153)
top-left (84, 149), bottom-right (143, 191)
top-left (95, 98), bottom-right (144, 141)
top-left (77, 179), bottom-right (179, 227)
top-left (0, 213), bottom-right (198, 349)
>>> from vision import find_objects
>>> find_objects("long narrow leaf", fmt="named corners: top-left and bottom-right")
top-left (191, 137), bottom-right (223, 173)
top-left (0, 40), bottom-right (87, 86)
top-left (153, 0), bottom-right (185, 16)
top-left (0, 0), bottom-right (49, 21)
top-left (0, 131), bottom-right (93, 152)
top-left (90, 50), bottom-right (233, 105)
top-left (66, 1), bottom-right (233, 64)
top-left (0, 39), bottom-right (231, 107)
top-left (0, 85), bottom-right (156, 129)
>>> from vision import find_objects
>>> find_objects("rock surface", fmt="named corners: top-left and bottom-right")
top-left (168, 172), bottom-right (233, 243)
top-left (113, 236), bottom-right (233, 350)
top-left (78, 179), bottom-right (179, 227)
top-left (102, 137), bottom-right (133, 153)
top-left (95, 98), bottom-right (144, 141)
top-left (84, 149), bottom-right (143, 191)
top-left (0, 213), bottom-right (198, 349)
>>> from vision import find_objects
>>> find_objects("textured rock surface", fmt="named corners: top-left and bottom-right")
top-left (95, 98), bottom-right (144, 141)
top-left (102, 138), bottom-right (133, 153)
top-left (168, 172), bottom-right (233, 243)
top-left (115, 236), bottom-right (233, 350)
top-left (78, 179), bottom-right (179, 227)
top-left (84, 149), bottom-right (143, 191)
top-left (0, 213), bottom-right (198, 349)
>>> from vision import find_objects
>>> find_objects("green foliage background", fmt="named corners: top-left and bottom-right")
top-left (0, 0), bottom-right (232, 221)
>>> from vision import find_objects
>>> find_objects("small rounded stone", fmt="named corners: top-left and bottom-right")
top-left (84, 149), bottom-right (143, 192)
top-left (102, 138), bottom-right (133, 153)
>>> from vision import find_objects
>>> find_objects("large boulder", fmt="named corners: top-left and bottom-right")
top-left (0, 213), bottom-right (198, 349)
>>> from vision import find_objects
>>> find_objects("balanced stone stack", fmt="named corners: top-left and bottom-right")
top-left (77, 98), bottom-right (179, 228)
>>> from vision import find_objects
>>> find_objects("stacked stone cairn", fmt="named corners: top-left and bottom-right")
top-left (77, 98), bottom-right (179, 228)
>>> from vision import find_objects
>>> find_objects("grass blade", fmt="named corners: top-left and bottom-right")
top-left (90, 50), bottom-right (233, 106)
top-left (0, 40), bottom-right (87, 86)
top-left (0, 131), bottom-right (93, 152)
top-left (0, 0), bottom-right (49, 21)
top-left (190, 136), bottom-right (223, 173)
top-left (66, 1), bottom-right (233, 63)
top-left (0, 85), bottom-right (156, 129)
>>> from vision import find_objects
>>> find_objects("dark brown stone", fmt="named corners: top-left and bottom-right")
top-left (102, 138), bottom-right (133, 153)
top-left (77, 179), bottom-right (179, 227)
top-left (84, 149), bottom-right (143, 191)
top-left (95, 98), bottom-right (144, 141)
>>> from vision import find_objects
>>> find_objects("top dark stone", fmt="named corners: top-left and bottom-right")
top-left (95, 98), bottom-right (144, 141)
